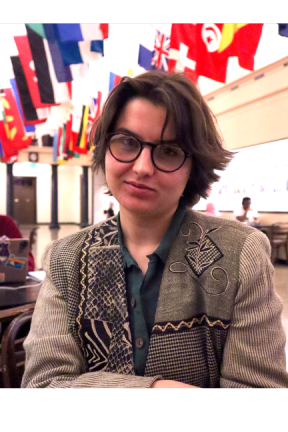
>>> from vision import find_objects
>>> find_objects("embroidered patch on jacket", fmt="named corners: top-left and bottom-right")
top-left (82, 319), bottom-right (113, 372)
top-left (184, 225), bottom-right (223, 277)
top-left (152, 314), bottom-right (230, 335)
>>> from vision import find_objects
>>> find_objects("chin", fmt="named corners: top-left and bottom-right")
top-left (120, 200), bottom-right (156, 215)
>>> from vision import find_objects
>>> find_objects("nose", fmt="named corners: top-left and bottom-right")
top-left (132, 146), bottom-right (154, 176)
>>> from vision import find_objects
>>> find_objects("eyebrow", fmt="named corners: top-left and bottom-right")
top-left (114, 127), bottom-right (178, 145)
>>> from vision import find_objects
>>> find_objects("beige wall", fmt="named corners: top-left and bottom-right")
top-left (201, 56), bottom-right (288, 222)
top-left (204, 56), bottom-right (288, 150)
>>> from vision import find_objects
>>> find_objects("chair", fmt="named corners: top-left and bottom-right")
top-left (29, 227), bottom-right (38, 249)
top-left (270, 223), bottom-right (288, 265)
top-left (0, 310), bottom-right (33, 388)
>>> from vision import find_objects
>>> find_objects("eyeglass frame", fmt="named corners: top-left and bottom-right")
top-left (106, 132), bottom-right (191, 173)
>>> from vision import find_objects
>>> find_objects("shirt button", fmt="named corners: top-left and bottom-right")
top-left (131, 298), bottom-right (136, 308)
top-left (135, 338), bottom-right (144, 349)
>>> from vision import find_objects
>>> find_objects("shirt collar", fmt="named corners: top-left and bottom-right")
top-left (117, 203), bottom-right (187, 268)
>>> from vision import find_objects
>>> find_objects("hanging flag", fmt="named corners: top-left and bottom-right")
top-left (55, 24), bottom-right (109, 42)
top-left (87, 92), bottom-right (102, 141)
top-left (25, 24), bottom-right (70, 104)
top-left (46, 24), bottom-right (104, 67)
top-left (0, 137), bottom-right (18, 162)
top-left (88, 92), bottom-right (102, 123)
top-left (151, 30), bottom-right (170, 71)
top-left (109, 72), bottom-right (122, 92)
top-left (10, 56), bottom-right (48, 125)
top-left (278, 24), bottom-right (288, 37)
top-left (138, 44), bottom-right (153, 70)
top-left (169, 23), bottom-right (263, 84)
top-left (0, 94), bottom-right (31, 153)
top-left (10, 78), bottom-right (35, 133)
top-left (14, 35), bottom-right (54, 109)
top-left (63, 115), bottom-right (73, 157)
top-left (59, 39), bottom-right (104, 66)
top-left (138, 28), bottom-right (170, 71)
top-left (42, 24), bottom-right (73, 83)
top-left (90, 40), bottom-right (104, 54)
top-left (169, 24), bottom-right (198, 83)
top-left (75, 105), bottom-right (89, 154)
top-left (0, 87), bottom-right (26, 141)
top-left (25, 24), bottom-right (55, 104)
top-left (52, 129), bottom-right (59, 163)
top-left (0, 138), bottom-right (4, 158)
top-left (57, 123), bottom-right (68, 163)
top-left (218, 24), bottom-right (264, 71)
top-left (71, 104), bottom-right (87, 155)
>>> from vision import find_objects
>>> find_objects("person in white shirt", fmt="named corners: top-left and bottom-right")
top-left (234, 197), bottom-right (259, 226)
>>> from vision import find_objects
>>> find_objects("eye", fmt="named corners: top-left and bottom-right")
top-left (120, 136), bottom-right (139, 148)
top-left (159, 145), bottom-right (179, 157)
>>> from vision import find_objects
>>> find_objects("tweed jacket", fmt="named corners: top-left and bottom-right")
top-left (22, 209), bottom-right (288, 388)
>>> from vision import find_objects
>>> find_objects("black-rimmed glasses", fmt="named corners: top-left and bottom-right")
top-left (107, 133), bottom-right (190, 173)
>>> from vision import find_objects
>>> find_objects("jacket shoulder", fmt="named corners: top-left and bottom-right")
top-left (41, 217), bottom-right (117, 269)
top-left (185, 209), bottom-right (255, 235)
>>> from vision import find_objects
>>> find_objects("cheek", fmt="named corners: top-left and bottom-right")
top-left (105, 152), bottom-right (130, 186)
top-left (176, 163), bottom-right (192, 190)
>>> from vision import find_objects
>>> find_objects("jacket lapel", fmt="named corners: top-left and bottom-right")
top-left (76, 217), bottom-right (135, 375)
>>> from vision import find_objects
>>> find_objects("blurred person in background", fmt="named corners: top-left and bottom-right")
top-left (205, 202), bottom-right (220, 217)
top-left (205, 184), bottom-right (220, 217)
top-left (234, 197), bottom-right (259, 226)
top-left (0, 214), bottom-right (35, 271)
top-left (104, 201), bottom-right (115, 219)
top-left (22, 70), bottom-right (288, 389)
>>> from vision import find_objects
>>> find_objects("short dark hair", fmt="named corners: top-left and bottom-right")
top-left (242, 197), bottom-right (251, 205)
top-left (90, 70), bottom-right (233, 207)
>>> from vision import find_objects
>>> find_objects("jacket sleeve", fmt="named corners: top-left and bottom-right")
top-left (21, 242), bottom-right (161, 388)
top-left (220, 230), bottom-right (288, 388)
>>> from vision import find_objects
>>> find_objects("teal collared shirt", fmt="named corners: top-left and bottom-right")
top-left (117, 204), bottom-right (187, 376)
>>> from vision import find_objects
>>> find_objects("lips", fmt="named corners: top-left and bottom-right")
top-left (125, 181), bottom-right (155, 191)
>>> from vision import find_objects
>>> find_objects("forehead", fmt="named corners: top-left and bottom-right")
top-left (115, 98), bottom-right (175, 140)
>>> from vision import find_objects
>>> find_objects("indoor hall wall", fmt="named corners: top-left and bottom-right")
top-left (0, 163), bottom-right (90, 224)
top-left (201, 57), bottom-right (288, 229)
top-left (58, 165), bottom-right (82, 224)
top-left (205, 56), bottom-right (288, 150)
top-left (11, 162), bottom-right (52, 224)
top-left (0, 163), bottom-right (7, 214)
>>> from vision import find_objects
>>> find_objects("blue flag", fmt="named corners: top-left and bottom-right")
top-left (278, 24), bottom-right (288, 37)
top-left (138, 44), bottom-right (153, 70)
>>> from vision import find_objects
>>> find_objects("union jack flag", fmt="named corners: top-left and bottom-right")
top-left (151, 30), bottom-right (170, 71)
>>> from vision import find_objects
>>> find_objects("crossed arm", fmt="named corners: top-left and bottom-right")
top-left (22, 231), bottom-right (288, 388)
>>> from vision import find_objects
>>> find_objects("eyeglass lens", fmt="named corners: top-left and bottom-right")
top-left (109, 134), bottom-right (186, 172)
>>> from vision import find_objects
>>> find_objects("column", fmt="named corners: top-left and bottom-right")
top-left (6, 163), bottom-right (14, 218)
top-left (50, 164), bottom-right (60, 229)
top-left (80, 166), bottom-right (89, 228)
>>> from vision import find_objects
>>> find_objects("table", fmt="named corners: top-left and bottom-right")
top-left (0, 278), bottom-right (42, 338)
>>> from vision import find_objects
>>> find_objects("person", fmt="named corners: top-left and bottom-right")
top-left (104, 201), bottom-right (115, 219)
top-left (234, 197), bottom-right (259, 226)
top-left (0, 214), bottom-right (35, 272)
top-left (204, 185), bottom-right (220, 217)
top-left (22, 70), bottom-right (288, 388)
top-left (205, 202), bottom-right (220, 217)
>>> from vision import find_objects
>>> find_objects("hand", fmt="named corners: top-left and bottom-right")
top-left (151, 380), bottom-right (200, 388)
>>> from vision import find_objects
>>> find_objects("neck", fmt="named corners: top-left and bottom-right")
top-left (119, 205), bottom-right (178, 250)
